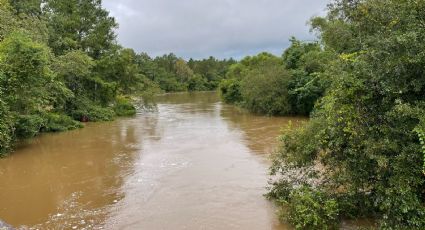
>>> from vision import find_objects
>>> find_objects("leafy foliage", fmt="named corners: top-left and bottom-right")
top-left (283, 186), bottom-right (339, 230)
top-left (42, 113), bottom-right (83, 132)
top-left (219, 78), bottom-right (242, 104)
top-left (43, 0), bottom-right (117, 58)
top-left (14, 114), bottom-right (45, 138)
top-left (283, 38), bottom-right (333, 115)
top-left (113, 96), bottom-right (136, 117)
top-left (0, 32), bottom-right (55, 114)
top-left (136, 53), bottom-right (234, 92)
top-left (240, 63), bottom-right (291, 115)
top-left (219, 50), bottom-right (327, 116)
top-left (269, 0), bottom-right (425, 229)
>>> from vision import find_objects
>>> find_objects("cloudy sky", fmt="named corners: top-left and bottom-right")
top-left (103, 0), bottom-right (329, 59)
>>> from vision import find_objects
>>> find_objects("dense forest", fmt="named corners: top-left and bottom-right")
top-left (0, 0), bottom-right (234, 156)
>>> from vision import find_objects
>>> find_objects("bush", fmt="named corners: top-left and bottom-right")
top-left (187, 74), bottom-right (208, 91)
top-left (13, 112), bottom-right (83, 139)
top-left (67, 97), bottom-right (115, 122)
top-left (240, 66), bottom-right (292, 115)
top-left (287, 70), bottom-right (324, 115)
top-left (114, 96), bottom-right (136, 116)
top-left (156, 72), bottom-right (187, 92)
top-left (14, 114), bottom-right (45, 138)
top-left (42, 113), bottom-right (83, 132)
top-left (279, 186), bottom-right (339, 230)
top-left (70, 105), bottom-right (115, 122)
top-left (219, 78), bottom-right (242, 104)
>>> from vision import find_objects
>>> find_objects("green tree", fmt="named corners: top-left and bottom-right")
top-left (0, 32), bottom-right (75, 137)
top-left (187, 74), bottom-right (208, 91)
top-left (136, 52), bottom-right (157, 81)
top-left (0, 0), bottom-right (48, 43)
top-left (283, 38), bottom-right (333, 115)
top-left (174, 58), bottom-right (194, 83)
top-left (53, 50), bottom-right (117, 120)
top-left (0, 32), bottom-right (54, 114)
top-left (240, 64), bottom-right (291, 115)
top-left (219, 78), bottom-right (242, 104)
top-left (148, 53), bottom-right (187, 92)
top-left (220, 52), bottom-right (295, 115)
top-left (43, 0), bottom-right (117, 57)
top-left (53, 50), bottom-right (94, 94)
top-left (96, 47), bottom-right (153, 95)
top-left (10, 0), bottom-right (42, 16)
top-left (0, 0), bottom-right (16, 41)
top-left (188, 56), bottom-right (235, 89)
top-left (270, 0), bottom-right (425, 229)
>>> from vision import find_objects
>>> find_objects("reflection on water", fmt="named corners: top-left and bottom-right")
top-left (0, 119), bottom-right (153, 229)
top-left (0, 91), bottom-right (305, 229)
top-left (220, 104), bottom-right (307, 155)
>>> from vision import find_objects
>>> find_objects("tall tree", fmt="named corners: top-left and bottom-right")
top-left (0, 0), bottom-right (48, 43)
top-left (174, 58), bottom-right (194, 83)
top-left (43, 0), bottom-right (117, 58)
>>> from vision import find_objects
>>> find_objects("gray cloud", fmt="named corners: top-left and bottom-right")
top-left (103, 0), bottom-right (329, 59)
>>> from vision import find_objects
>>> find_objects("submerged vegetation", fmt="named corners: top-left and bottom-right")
top-left (0, 0), bottom-right (233, 156)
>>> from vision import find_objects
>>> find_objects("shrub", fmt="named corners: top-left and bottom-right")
top-left (14, 114), bottom-right (45, 138)
top-left (114, 96), bottom-right (136, 116)
top-left (70, 106), bottom-right (114, 122)
top-left (42, 113), bottom-right (83, 132)
top-left (67, 97), bottom-right (115, 122)
top-left (219, 78), bottom-right (242, 104)
top-left (287, 70), bottom-right (324, 115)
top-left (187, 74), bottom-right (208, 91)
top-left (240, 65), bottom-right (291, 115)
top-left (279, 186), bottom-right (339, 230)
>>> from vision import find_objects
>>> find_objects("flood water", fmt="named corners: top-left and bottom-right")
top-left (0, 92), bottom-right (307, 230)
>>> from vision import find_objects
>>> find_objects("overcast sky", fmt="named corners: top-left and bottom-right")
top-left (103, 0), bottom-right (329, 60)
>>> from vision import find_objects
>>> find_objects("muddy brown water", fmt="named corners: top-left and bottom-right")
top-left (0, 91), bottom-right (308, 229)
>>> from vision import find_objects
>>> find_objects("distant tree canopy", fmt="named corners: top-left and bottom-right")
top-left (136, 53), bottom-right (235, 92)
top-left (220, 43), bottom-right (330, 116)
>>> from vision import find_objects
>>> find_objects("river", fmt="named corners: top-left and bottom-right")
top-left (0, 91), bottom-right (307, 229)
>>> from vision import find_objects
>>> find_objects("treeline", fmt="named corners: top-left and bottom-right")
top-left (217, 0), bottom-right (425, 229)
top-left (219, 38), bottom-right (332, 116)
top-left (138, 53), bottom-right (235, 92)
top-left (0, 0), bottom-right (231, 156)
